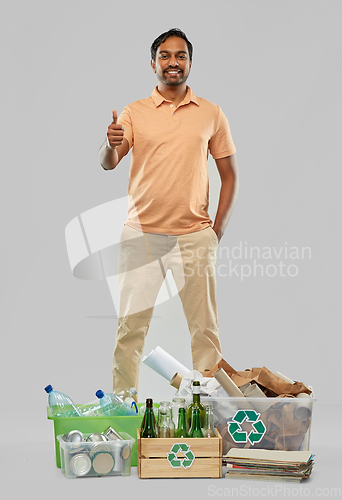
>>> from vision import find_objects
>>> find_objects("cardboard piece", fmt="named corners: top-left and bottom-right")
top-left (204, 360), bottom-right (311, 397)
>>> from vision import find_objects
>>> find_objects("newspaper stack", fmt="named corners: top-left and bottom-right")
top-left (223, 449), bottom-right (314, 482)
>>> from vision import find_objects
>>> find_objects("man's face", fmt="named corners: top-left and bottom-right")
top-left (151, 36), bottom-right (192, 87)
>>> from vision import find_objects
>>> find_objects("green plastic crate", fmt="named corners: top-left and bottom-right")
top-left (47, 406), bottom-right (143, 468)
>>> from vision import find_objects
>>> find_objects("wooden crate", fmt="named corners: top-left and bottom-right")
top-left (137, 428), bottom-right (222, 479)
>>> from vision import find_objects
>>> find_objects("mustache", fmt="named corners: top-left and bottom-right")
top-left (164, 68), bottom-right (183, 72)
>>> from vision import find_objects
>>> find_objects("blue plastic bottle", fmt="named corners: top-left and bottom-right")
top-left (95, 390), bottom-right (136, 416)
top-left (44, 385), bottom-right (82, 417)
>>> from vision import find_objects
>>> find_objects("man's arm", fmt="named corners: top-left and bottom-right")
top-left (99, 109), bottom-right (129, 170)
top-left (212, 154), bottom-right (239, 242)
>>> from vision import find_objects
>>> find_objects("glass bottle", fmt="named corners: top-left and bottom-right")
top-left (139, 403), bottom-right (157, 430)
top-left (141, 398), bottom-right (157, 438)
top-left (189, 408), bottom-right (204, 438)
top-left (186, 380), bottom-right (205, 431)
top-left (158, 409), bottom-right (170, 438)
top-left (157, 401), bottom-right (174, 437)
top-left (175, 407), bottom-right (188, 438)
top-left (171, 396), bottom-right (186, 430)
top-left (203, 404), bottom-right (216, 437)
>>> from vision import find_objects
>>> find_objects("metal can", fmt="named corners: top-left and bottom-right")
top-left (63, 430), bottom-right (84, 443)
top-left (85, 432), bottom-right (111, 458)
top-left (102, 426), bottom-right (123, 441)
top-left (69, 452), bottom-right (92, 477)
top-left (86, 433), bottom-right (107, 443)
top-left (120, 444), bottom-right (132, 461)
top-left (92, 452), bottom-right (115, 475)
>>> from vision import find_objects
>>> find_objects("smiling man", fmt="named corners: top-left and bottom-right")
top-left (99, 28), bottom-right (239, 398)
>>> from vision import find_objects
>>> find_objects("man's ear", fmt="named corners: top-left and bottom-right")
top-left (151, 59), bottom-right (156, 73)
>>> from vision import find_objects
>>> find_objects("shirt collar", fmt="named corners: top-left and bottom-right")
top-left (151, 86), bottom-right (199, 107)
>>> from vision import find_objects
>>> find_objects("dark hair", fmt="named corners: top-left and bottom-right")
top-left (150, 28), bottom-right (193, 61)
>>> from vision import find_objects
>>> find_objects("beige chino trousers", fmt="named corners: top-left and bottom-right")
top-left (112, 225), bottom-right (222, 396)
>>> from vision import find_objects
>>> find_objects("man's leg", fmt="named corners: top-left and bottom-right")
top-left (112, 226), bottom-right (169, 395)
top-left (171, 227), bottom-right (222, 373)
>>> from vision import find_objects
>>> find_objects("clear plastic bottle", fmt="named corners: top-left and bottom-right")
top-left (112, 387), bottom-right (138, 413)
top-left (44, 385), bottom-right (82, 417)
top-left (95, 390), bottom-right (136, 416)
top-left (77, 399), bottom-right (103, 417)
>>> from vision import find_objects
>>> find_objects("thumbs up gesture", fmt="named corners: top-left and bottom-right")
top-left (107, 109), bottom-right (125, 149)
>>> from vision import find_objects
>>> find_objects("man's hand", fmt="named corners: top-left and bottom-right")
top-left (107, 109), bottom-right (125, 149)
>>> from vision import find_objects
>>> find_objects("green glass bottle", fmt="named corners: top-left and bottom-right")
top-left (189, 408), bottom-right (204, 438)
top-left (186, 380), bottom-right (205, 431)
top-left (175, 407), bottom-right (188, 438)
top-left (141, 398), bottom-right (157, 438)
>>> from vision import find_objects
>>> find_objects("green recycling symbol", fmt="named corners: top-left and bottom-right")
top-left (228, 409), bottom-right (266, 445)
top-left (167, 443), bottom-right (195, 469)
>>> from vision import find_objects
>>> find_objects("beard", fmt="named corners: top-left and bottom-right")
top-left (157, 69), bottom-right (190, 86)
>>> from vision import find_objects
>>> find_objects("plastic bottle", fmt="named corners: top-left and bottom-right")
top-left (112, 387), bottom-right (138, 413)
top-left (44, 385), bottom-right (82, 417)
top-left (95, 390), bottom-right (136, 416)
top-left (77, 399), bottom-right (103, 417)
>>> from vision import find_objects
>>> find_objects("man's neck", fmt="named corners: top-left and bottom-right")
top-left (157, 83), bottom-right (188, 107)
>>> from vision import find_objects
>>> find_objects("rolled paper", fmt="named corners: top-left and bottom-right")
top-left (213, 368), bottom-right (251, 410)
top-left (243, 383), bottom-right (273, 413)
top-left (244, 383), bottom-right (267, 398)
top-left (239, 383), bottom-right (252, 394)
top-left (142, 346), bottom-right (191, 381)
top-left (274, 371), bottom-right (295, 384)
top-left (294, 393), bottom-right (312, 421)
top-left (170, 372), bottom-right (183, 389)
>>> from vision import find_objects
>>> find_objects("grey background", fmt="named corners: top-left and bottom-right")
top-left (1, 0), bottom-right (341, 497)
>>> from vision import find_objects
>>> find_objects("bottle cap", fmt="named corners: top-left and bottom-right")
top-left (95, 390), bottom-right (104, 399)
top-left (44, 385), bottom-right (53, 393)
top-left (192, 380), bottom-right (201, 394)
top-left (130, 387), bottom-right (137, 396)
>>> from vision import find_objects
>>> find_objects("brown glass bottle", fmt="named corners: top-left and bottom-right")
top-left (141, 398), bottom-right (157, 438)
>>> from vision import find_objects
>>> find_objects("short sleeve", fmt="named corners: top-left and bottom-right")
top-left (208, 107), bottom-right (236, 159)
top-left (118, 107), bottom-right (134, 151)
